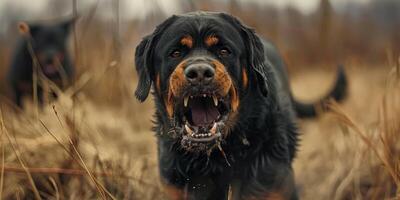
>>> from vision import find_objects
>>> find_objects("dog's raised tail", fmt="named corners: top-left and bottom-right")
top-left (293, 65), bottom-right (347, 118)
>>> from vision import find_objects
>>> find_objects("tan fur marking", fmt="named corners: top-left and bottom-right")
top-left (242, 68), bottom-right (248, 89)
top-left (163, 184), bottom-right (185, 200)
top-left (205, 35), bottom-right (219, 47)
top-left (245, 192), bottom-right (285, 200)
top-left (230, 86), bottom-right (239, 112)
top-left (212, 60), bottom-right (239, 112)
top-left (167, 61), bottom-right (187, 118)
top-left (180, 36), bottom-right (193, 48)
top-left (18, 22), bottom-right (30, 35)
top-left (212, 60), bottom-right (232, 96)
top-left (167, 60), bottom-right (240, 118)
top-left (263, 192), bottom-right (285, 200)
top-left (156, 73), bottom-right (161, 94)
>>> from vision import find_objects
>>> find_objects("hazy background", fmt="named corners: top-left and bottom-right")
top-left (0, 0), bottom-right (399, 199)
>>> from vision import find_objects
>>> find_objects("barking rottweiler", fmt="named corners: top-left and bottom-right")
top-left (134, 12), bottom-right (347, 200)
top-left (7, 18), bottom-right (75, 108)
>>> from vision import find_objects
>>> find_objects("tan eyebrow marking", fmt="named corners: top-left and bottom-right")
top-left (180, 35), bottom-right (193, 48)
top-left (205, 35), bottom-right (219, 47)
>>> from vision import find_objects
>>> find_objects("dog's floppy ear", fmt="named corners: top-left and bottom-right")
top-left (134, 15), bottom-right (178, 102)
top-left (219, 13), bottom-right (269, 96)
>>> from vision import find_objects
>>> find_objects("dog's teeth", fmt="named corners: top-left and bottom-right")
top-left (210, 123), bottom-right (217, 134)
top-left (191, 133), bottom-right (195, 137)
top-left (185, 124), bottom-right (193, 134)
top-left (203, 94), bottom-right (207, 97)
top-left (213, 95), bottom-right (218, 106)
top-left (184, 96), bottom-right (189, 107)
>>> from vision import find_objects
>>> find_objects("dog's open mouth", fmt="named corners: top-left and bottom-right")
top-left (179, 93), bottom-right (231, 150)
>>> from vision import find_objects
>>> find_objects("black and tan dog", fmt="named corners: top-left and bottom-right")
top-left (7, 18), bottom-right (75, 107)
top-left (134, 12), bottom-right (346, 200)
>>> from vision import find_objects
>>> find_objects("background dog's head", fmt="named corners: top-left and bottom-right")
top-left (18, 18), bottom-right (74, 77)
top-left (134, 12), bottom-right (273, 152)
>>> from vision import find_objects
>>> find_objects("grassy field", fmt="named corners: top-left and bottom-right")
top-left (0, 9), bottom-right (399, 199)
top-left (0, 61), bottom-right (398, 199)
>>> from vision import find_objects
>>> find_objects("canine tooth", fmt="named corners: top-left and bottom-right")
top-left (213, 95), bottom-right (218, 106)
top-left (185, 124), bottom-right (193, 134)
top-left (184, 96), bottom-right (189, 107)
top-left (210, 123), bottom-right (217, 134)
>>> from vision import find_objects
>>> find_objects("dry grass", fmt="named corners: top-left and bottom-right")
top-left (0, 14), bottom-right (399, 200)
top-left (292, 64), bottom-right (400, 199)
top-left (0, 61), bottom-right (398, 199)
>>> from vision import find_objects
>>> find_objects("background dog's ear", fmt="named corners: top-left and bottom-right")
top-left (18, 22), bottom-right (39, 37)
top-left (219, 13), bottom-right (269, 96)
top-left (134, 15), bottom-right (178, 102)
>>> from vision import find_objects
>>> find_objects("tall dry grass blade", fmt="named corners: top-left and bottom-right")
top-left (54, 58), bottom-right (69, 88)
top-left (379, 94), bottom-right (399, 187)
top-left (0, 109), bottom-right (42, 200)
top-left (64, 118), bottom-right (118, 200)
top-left (52, 105), bottom-right (64, 129)
top-left (0, 139), bottom-right (4, 200)
top-left (39, 119), bottom-right (116, 200)
top-left (328, 100), bottom-right (400, 188)
top-left (38, 120), bottom-right (104, 199)
top-left (25, 35), bottom-right (40, 116)
top-left (72, 0), bottom-right (79, 67)
top-left (396, 56), bottom-right (400, 79)
top-left (48, 177), bottom-right (60, 200)
top-left (80, 0), bottom-right (100, 40)
top-left (0, 111), bottom-right (4, 199)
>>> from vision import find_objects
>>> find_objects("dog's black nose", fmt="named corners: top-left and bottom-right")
top-left (184, 64), bottom-right (215, 84)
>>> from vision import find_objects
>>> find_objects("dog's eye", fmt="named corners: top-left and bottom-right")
top-left (218, 48), bottom-right (231, 57)
top-left (170, 50), bottom-right (181, 58)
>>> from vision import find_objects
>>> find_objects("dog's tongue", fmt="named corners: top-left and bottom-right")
top-left (190, 98), bottom-right (219, 126)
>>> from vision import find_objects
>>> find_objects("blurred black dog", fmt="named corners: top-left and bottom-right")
top-left (135, 12), bottom-right (346, 200)
top-left (7, 18), bottom-right (75, 107)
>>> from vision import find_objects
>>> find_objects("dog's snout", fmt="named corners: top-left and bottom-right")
top-left (184, 63), bottom-right (215, 84)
